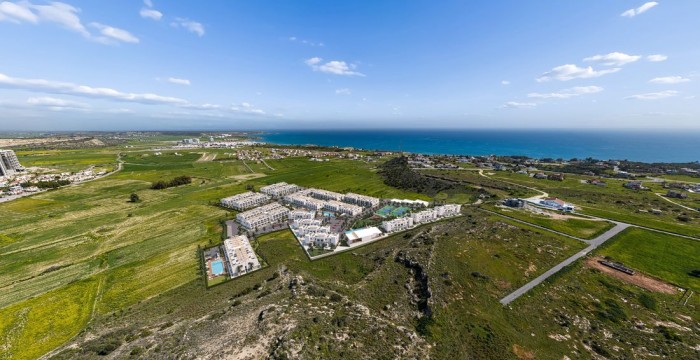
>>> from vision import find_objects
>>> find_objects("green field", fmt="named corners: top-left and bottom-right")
top-left (598, 228), bottom-right (700, 291)
top-left (485, 205), bottom-right (615, 239)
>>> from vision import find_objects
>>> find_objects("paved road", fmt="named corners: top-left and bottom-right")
top-left (499, 221), bottom-right (630, 305)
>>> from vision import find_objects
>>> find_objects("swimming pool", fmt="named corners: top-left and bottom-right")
top-left (211, 260), bottom-right (225, 276)
top-left (322, 211), bottom-right (336, 217)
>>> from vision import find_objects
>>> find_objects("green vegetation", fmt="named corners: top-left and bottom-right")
top-left (598, 227), bottom-right (700, 290)
top-left (485, 205), bottom-right (615, 239)
top-left (150, 175), bottom-right (192, 190)
top-left (379, 156), bottom-right (454, 196)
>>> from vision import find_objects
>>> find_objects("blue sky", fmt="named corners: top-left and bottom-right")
top-left (0, 0), bottom-right (698, 130)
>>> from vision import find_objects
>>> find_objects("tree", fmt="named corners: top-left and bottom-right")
top-left (130, 193), bottom-right (140, 203)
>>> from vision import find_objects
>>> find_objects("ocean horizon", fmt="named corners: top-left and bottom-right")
top-left (260, 129), bottom-right (700, 163)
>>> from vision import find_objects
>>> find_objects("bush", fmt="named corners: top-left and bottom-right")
top-left (638, 293), bottom-right (657, 310)
top-left (129, 193), bottom-right (140, 203)
top-left (329, 293), bottom-right (343, 302)
top-left (150, 176), bottom-right (192, 190)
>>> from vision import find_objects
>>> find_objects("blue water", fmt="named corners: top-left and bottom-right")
top-left (211, 260), bottom-right (225, 276)
top-left (260, 129), bottom-right (700, 163)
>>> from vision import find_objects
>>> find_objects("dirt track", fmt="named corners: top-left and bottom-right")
top-left (585, 257), bottom-right (679, 294)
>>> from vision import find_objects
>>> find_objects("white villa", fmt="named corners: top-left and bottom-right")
top-left (236, 202), bottom-right (289, 230)
top-left (221, 191), bottom-right (271, 210)
top-left (343, 193), bottom-right (380, 208)
top-left (538, 197), bottom-right (575, 212)
top-left (223, 235), bottom-right (261, 277)
top-left (260, 182), bottom-right (301, 197)
top-left (381, 216), bottom-right (414, 232)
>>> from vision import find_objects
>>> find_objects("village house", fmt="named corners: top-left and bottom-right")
top-left (667, 190), bottom-right (688, 199)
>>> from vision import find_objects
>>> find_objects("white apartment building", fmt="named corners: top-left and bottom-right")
top-left (0, 150), bottom-right (23, 177)
top-left (223, 235), bottom-right (261, 277)
top-left (292, 218), bottom-right (322, 229)
top-left (307, 189), bottom-right (343, 201)
top-left (381, 217), bottom-right (414, 232)
top-left (343, 193), bottom-right (380, 208)
top-left (303, 231), bottom-right (339, 248)
top-left (236, 203), bottom-right (289, 230)
top-left (284, 193), bottom-right (327, 211)
top-left (260, 182), bottom-right (301, 197)
top-left (289, 210), bottom-right (316, 221)
top-left (221, 191), bottom-right (271, 210)
top-left (412, 204), bottom-right (461, 224)
top-left (324, 200), bottom-right (363, 216)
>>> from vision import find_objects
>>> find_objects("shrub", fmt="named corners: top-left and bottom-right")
top-left (329, 293), bottom-right (343, 302)
top-left (638, 293), bottom-right (657, 310)
top-left (150, 176), bottom-right (192, 190)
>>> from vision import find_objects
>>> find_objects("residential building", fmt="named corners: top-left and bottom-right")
top-left (289, 210), bottom-right (316, 221)
top-left (236, 203), bottom-right (289, 230)
top-left (533, 173), bottom-right (548, 179)
top-left (0, 150), bottom-right (23, 176)
top-left (667, 190), bottom-right (688, 199)
top-left (548, 173), bottom-right (565, 181)
top-left (260, 182), bottom-right (300, 197)
top-left (307, 189), bottom-right (343, 201)
top-left (502, 198), bottom-right (525, 208)
top-left (222, 235), bottom-right (261, 277)
top-left (324, 200), bottom-right (363, 216)
top-left (284, 193), bottom-right (326, 210)
top-left (381, 217), bottom-right (414, 232)
top-left (303, 231), bottom-right (339, 248)
top-left (623, 181), bottom-right (646, 190)
top-left (539, 197), bottom-right (575, 212)
top-left (343, 193), bottom-right (380, 208)
top-left (221, 191), bottom-right (271, 210)
top-left (412, 204), bottom-right (462, 224)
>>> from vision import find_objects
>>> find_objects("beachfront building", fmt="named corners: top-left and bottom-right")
top-left (381, 216), bottom-right (414, 233)
top-left (0, 150), bottom-right (23, 177)
top-left (221, 191), bottom-right (271, 210)
top-left (389, 198), bottom-right (429, 208)
top-left (237, 202), bottom-right (289, 230)
top-left (412, 204), bottom-right (461, 224)
top-left (343, 193), bottom-right (380, 208)
top-left (260, 182), bottom-right (301, 197)
top-left (324, 200), bottom-right (363, 216)
top-left (344, 227), bottom-right (383, 244)
top-left (222, 235), bottom-right (261, 277)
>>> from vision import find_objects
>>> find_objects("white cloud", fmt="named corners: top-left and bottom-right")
top-left (335, 88), bottom-right (352, 95)
top-left (90, 22), bottom-right (139, 44)
top-left (140, 8), bottom-right (162, 21)
top-left (647, 54), bottom-right (668, 62)
top-left (583, 52), bottom-right (641, 66)
top-left (537, 64), bottom-right (620, 82)
top-left (26, 96), bottom-right (88, 109)
top-left (144, 0), bottom-right (154, 8)
top-left (528, 86), bottom-right (604, 99)
top-left (167, 77), bottom-right (191, 86)
top-left (625, 90), bottom-right (678, 100)
top-left (621, 2), bottom-right (658, 17)
top-left (0, 1), bottom-right (38, 23)
top-left (0, 72), bottom-right (188, 105)
top-left (172, 18), bottom-right (204, 36)
top-left (649, 76), bottom-right (690, 84)
top-left (180, 103), bottom-right (220, 110)
top-left (501, 80), bottom-right (510, 85)
top-left (289, 36), bottom-right (324, 47)
top-left (0, 1), bottom-right (140, 45)
top-left (501, 101), bottom-right (536, 109)
top-left (305, 57), bottom-right (365, 77)
top-left (231, 102), bottom-right (265, 115)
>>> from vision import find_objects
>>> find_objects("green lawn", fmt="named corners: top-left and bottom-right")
top-left (597, 228), bottom-right (700, 290)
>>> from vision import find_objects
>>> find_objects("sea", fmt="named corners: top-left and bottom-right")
top-left (259, 129), bottom-right (700, 163)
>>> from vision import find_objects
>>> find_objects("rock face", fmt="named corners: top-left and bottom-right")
top-left (395, 250), bottom-right (433, 319)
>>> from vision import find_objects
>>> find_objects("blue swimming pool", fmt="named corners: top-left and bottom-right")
top-left (322, 211), bottom-right (336, 217)
top-left (211, 260), bottom-right (225, 276)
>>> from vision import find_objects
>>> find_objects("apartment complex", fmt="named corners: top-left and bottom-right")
top-left (412, 204), bottom-right (461, 224)
top-left (324, 200), bottom-right (363, 216)
top-left (381, 216), bottom-right (414, 233)
top-left (222, 235), bottom-right (261, 277)
top-left (343, 193), bottom-right (380, 208)
top-left (289, 210), bottom-right (316, 221)
top-left (0, 150), bottom-right (23, 177)
top-left (236, 202), bottom-right (289, 230)
top-left (306, 188), bottom-right (343, 201)
top-left (221, 191), bottom-right (271, 210)
top-left (260, 182), bottom-right (300, 197)
top-left (284, 193), bottom-right (327, 210)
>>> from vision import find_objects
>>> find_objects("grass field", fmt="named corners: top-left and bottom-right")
top-left (598, 228), bottom-right (700, 291)
top-left (485, 204), bottom-right (614, 239)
